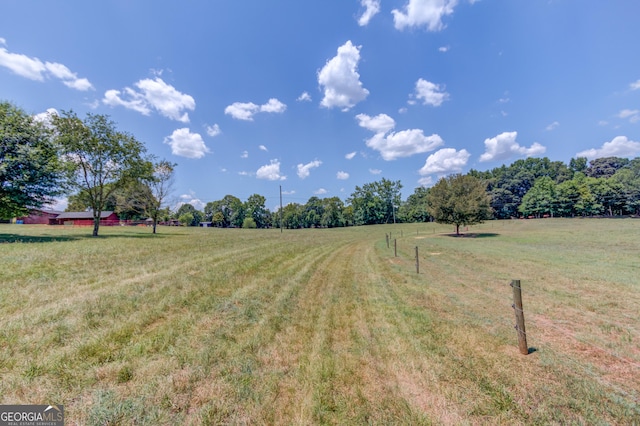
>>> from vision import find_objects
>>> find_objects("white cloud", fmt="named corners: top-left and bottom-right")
top-left (337, 171), bottom-right (350, 180)
top-left (618, 109), bottom-right (640, 123)
top-left (418, 176), bottom-right (434, 187)
top-left (345, 151), bottom-right (357, 160)
top-left (412, 78), bottom-right (449, 107)
top-left (224, 98), bottom-right (286, 120)
top-left (392, 0), bottom-right (458, 31)
top-left (32, 108), bottom-right (58, 125)
top-left (238, 171), bottom-right (252, 176)
top-left (318, 40), bottom-right (369, 110)
top-left (104, 77), bottom-right (195, 122)
top-left (419, 148), bottom-right (470, 175)
top-left (0, 43), bottom-right (93, 90)
top-left (259, 145), bottom-right (268, 151)
top-left (104, 89), bottom-right (151, 115)
top-left (358, 0), bottom-right (381, 26)
top-left (224, 102), bottom-right (259, 120)
top-left (297, 91), bottom-right (312, 102)
top-left (297, 160), bottom-right (322, 179)
top-left (576, 136), bottom-right (640, 159)
top-left (44, 62), bottom-right (93, 90)
top-left (438, 46), bottom-right (450, 52)
top-left (366, 129), bottom-right (444, 160)
top-left (355, 113), bottom-right (396, 133)
top-left (369, 168), bottom-right (382, 174)
top-left (314, 188), bottom-right (328, 195)
top-left (357, 112), bottom-right (443, 160)
top-left (163, 128), bottom-right (210, 159)
top-left (178, 192), bottom-right (205, 210)
top-left (260, 98), bottom-right (287, 113)
top-left (206, 124), bottom-right (222, 137)
top-left (241, 150), bottom-right (249, 158)
top-left (479, 131), bottom-right (546, 162)
top-left (630, 79), bottom-right (640, 90)
top-left (546, 121), bottom-right (560, 131)
top-left (257, 160), bottom-right (286, 181)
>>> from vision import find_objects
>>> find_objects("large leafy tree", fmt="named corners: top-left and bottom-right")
top-left (320, 197), bottom-right (345, 228)
top-left (53, 111), bottom-right (150, 236)
top-left (0, 102), bottom-right (66, 219)
top-left (585, 157), bottom-right (629, 179)
top-left (204, 194), bottom-right (244, 228)
top-left (348, 178), bottom-right (402, 225)
top-left (518, 176), bottom-right (557, 218)
top-left (175, 203), bottom-right (203, 226)
top-left (611, 159), bottom-right (640, 215)
top-left (399, 186), bottom-right (431, 222)
top-left (426, 174), bottom-right (492, 235)
top-left (245, 193), bottom-right (270, 228)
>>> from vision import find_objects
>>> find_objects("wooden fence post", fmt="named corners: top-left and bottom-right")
top-left (511, 280), bottom-right (529, 355)
top-left (394, 239), bottom-right (397, 257)
top-left (386, 233), bottom-right (389, 248)
top-left (415, 246), bottom-right (419, 273)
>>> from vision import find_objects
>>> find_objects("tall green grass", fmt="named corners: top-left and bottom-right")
top-left (0, 220), bottom-right (638, 424)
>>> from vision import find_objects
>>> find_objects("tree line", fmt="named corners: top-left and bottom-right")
top-left (3, 100), bottom-right (640, 236)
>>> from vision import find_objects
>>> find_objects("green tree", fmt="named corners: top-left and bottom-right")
top-left (569, 157), bottom-right (588, 174)
top-left (113, 180), bottom-right (154, 220)
top-left (178, 212), bottom-right (194, 227)
top-left (145, 160), bottom-right (176, 233)
top-left (245, 193), bottom-right (269, 228)
top-left (304, 196), bottom-right (324, 228)
top-left (0, 102), bottom-right (66, 219)
top-left (242, 217), bottom-right (257, 228)
top-left (320, 197), bottom-right (345, 228)
top-left (611, 160), bottom-right (640, 215)
top-left (53, 111), bottom-right (150, 236)
top-left (348, 178), bottom-right (402, 225)
top-left (518, 176), bottom-right (557, 218)
top-left (399, 186), bottom-right (431, 222)
top-left (426, 174), bottom-right (492, 235)
top-left (175, 203), bottom-right (202, 226)
top-left (204, 194), bottom-right (243, 227)
top-left (585, 157), bottom-right (629, 179)
top-left (211, 211), bottom-right (225, 227)
top-left (470, 157), bottom-right (572, 219)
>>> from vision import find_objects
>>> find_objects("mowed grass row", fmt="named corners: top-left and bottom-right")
top-left (0, 220), bottom-right (638, 424)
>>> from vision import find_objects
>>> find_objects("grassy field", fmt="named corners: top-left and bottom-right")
top-left (0, 219), bottom-right (638, 425)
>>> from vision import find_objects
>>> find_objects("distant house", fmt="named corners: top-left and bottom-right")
top-left (16, 209), bottom-right (62, 225)
top-left (52, 211), bottom-right (119, 226)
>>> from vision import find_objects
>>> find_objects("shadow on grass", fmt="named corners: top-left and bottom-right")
top-left (0, 233), bottom-right (80, 243)
top-left (443, 233), bottom-right (500, 238)
top-left (0, 232), bottom-right (173, 243)
top-left (84, 233), bottom-right (170, 239)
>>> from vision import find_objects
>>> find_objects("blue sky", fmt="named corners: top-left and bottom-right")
top-left (2, 1), bottom-right (640, 211)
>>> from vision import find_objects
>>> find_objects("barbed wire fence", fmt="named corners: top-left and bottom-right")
top-left (379, 228), bottom-right (640, 406)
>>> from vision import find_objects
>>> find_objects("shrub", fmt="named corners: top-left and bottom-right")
top-left (242, 217), bottom-right (257, 229)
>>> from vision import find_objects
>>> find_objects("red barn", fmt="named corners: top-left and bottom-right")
top-left (52, 211), bottom-right (120, 226)
top-left (16, 209), bottom-right (62, 225)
